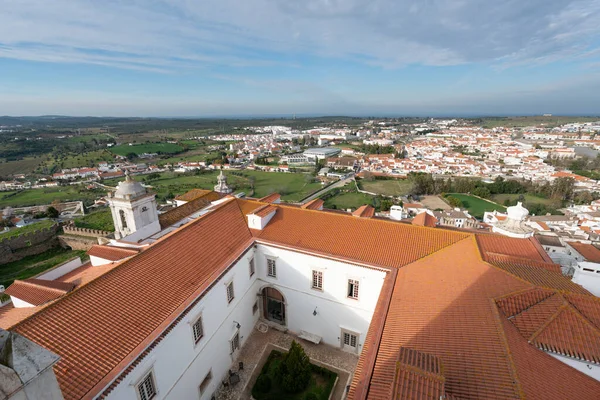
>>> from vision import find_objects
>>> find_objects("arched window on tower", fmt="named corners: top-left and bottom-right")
top-left (119, 209), bottom-right (128, 229)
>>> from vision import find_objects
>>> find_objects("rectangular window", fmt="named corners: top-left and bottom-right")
top-left (343, 332), bottom-right (358, 348)
top-left (347, 279), bottom-right (359, 300)
top-left (192, 316), bottom-right (204, 344)
top-left (267, 258), bottom-right (277, 277)
top-left (312, 270), bottom-right (323, 290)
top-left (249, 257), bottom-right (255, 277)
top-left (199, 370), bottom-right (212, 396)
top-left (230, 332), bottom-right (240, 354)
top-left (252, 301), bottom-right (258, 315)
top-left (226, 282), bottom-right (235, 303)
top-left (137, 371), bottom-right (157, 400)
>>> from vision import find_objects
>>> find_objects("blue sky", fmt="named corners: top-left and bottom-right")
top-left (1, 0), bottom-right (600, 117)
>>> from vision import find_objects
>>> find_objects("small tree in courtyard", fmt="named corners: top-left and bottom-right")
top-left (277, 340), bottom-right (311, 393)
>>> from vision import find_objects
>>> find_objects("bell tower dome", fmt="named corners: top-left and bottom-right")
top-left (107, 172), bottom-right (161, 241)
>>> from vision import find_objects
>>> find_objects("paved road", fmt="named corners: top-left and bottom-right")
top-left (300, 177), bottom-right (355, 203)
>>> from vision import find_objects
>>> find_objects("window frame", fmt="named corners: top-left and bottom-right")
top-left (135, 369), bottom-right (157, 400)
top-left (191, 314), bottom-right (204, 345)
top-left (230, 331), bottom-right (240, 354)
top-left (249, 257), bottom-right (255, 277)
top-left (347, 279), bottom-right (360, 300)
top-left (266, 257), bottom-right (277, 278)
top-left (311, 270), bottom-right (323, 291)
top-left (226, 281), bottom-right (235, 304)
top-left (198, 369), bottom-right (212, 397)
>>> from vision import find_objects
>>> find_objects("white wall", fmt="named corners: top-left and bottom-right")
top-left (255, 243), bottom-right (387, 351)
top-left (572, 262), bottom-right (600, 297)
top-left (11, 297), bottom-right (34, 308)
top-left (107, 247), bottom-right (260, 400)
top-left (37, 257), bottom-right (83, 280)
top-left (105, 244), bottom-right (387, 400)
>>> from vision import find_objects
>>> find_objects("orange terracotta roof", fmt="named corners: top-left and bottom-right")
top-left (11, 199), bottom-right (254, 400)
top-left (251, 204), bottom-right (277, 218)
top-left (391, 348), bottom-right (446, 400)
top-left (485, 253), bottom-right (590, 294)
top-left (497, 288), bottom-right (600, 364)
top-left (56, 262), bottom-right (121, 287)
top-left (354, 237), bottom-right (600, 400)
top-left (174, 188), bottom-right (212, 202)
top-left (254, 205), bottom-right (468, 269)
top-left (258, 193), bottom-right (281, 203)
top-left (411, 212), bottom-right (437, 227)
top-left (87, 245), bottom-right (139, 261)
top-left (353, 205), bottom-right (375, 218)
top-left (301, 198), bottom-right (324, 210)
top-left (476, 234), bottom-right (548, 262)
top-left (0, 303), bottom-right (40, 329)
top-left (4, 279), bottom-right (75, 306)
top-left (362, 238), bottom-right (531, 399)
top-left (499, 310), bottom-right (600, 399)
top-left (158, 190), bottom-right (221, 228)
top-left (568, 242), bottom-right (600, 263)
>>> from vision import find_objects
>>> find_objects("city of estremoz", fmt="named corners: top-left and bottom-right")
top-left (1, 1), bottom-right (600, 399)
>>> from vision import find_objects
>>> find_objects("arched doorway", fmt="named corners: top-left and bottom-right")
top-left (262, 287), bottom-right (286, 325)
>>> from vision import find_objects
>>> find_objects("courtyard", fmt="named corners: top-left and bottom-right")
top-left (215, 322), bottom-right (360, 400)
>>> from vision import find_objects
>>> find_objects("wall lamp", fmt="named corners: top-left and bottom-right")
top-left (313, 307), bottom-right (318, 316)
top-left (233, 321), bottom-right (241, 329)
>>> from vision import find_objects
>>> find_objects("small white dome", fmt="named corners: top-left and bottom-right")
top-left (114, 173), bottom-right (146, 199)
top-left (507, 202), bottom-right (529, 221)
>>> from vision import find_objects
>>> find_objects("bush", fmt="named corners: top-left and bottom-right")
top-left (277, 340), bottom-right (311, 393)
top-left (254, 375), bottom-right (271, 393)
top-left (304, 393), bottom-right (318, 400)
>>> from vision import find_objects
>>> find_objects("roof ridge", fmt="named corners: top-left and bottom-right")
top-left (528, 302), bottom-right (569, 343)
top-left (401, 236), bottom-right (475, 268)
top-left (489, 299), bottom-right (526, 399)
top-left (17, 279), bottom-right (69, 294)
top-left (564, 298), bottom-right (600, 336)
top-left (505, 290), bottom-right (559, 319)
top-left (494, 287), bottom-right (551, 303)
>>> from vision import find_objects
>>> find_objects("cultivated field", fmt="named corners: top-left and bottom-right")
top-left (323, 191), bottom-right (374, 211)
top-left (490, 193), bottom-right (554, 206)
top-left (360, 179), bottom-right (412, 197)
top-left (0, 186), bottom-right (103, 208)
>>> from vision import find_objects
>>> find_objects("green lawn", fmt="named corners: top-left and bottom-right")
top-left (445, 193), bottom-right (506, 219)
top-left (0, 220), bottom-right (55, 241)
top-left (491, 193), bottom-right (554, 206)
top-left (0, 186), bottom-right (104, 208)
top-left (323, 191), bottom-right (375, 211)
top-left (360, 179), bottom-right (412, 197)
top-left (109, 143), bottom-right (184, 156)
top-left (108, 170), bottom-right (323, 202)
top-left (252, 350), bottom-right (337, 400)
top-left (0, 248), bottom-right (87, 287)
top-left (74, 208), bottom-right (114, 232)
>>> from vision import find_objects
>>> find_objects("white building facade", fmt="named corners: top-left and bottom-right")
top-left (105, 243), bottom-right (387, 400)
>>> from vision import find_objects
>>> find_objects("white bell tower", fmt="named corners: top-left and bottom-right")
top-left (107, 172), bottom-right (160, 241)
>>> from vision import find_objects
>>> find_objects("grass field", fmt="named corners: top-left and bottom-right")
top-left (74, 208), bottom-right (114, 231)
top-left (490, 193), bottom-right (554, 206)
top-left (0, 186), bottom-right (103, 208)
top-left (110, 143), bottom-right (184, 156)
top-left (0, 157), bottom-right (44, 176)
top-left (445, 193), bottom-right (506, 218)
top-left (0, 248), bottom-right (86, 287)
top-left (323, 191), bottom-right (374, 210)
top-left (360, 179), bottom-right (412, 197)
top-left (0, 220), bottom-right (55, 240)
top-left (109, 170), bottom-right (323, 202)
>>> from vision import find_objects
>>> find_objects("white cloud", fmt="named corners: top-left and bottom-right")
top-left (0, 0), bottom-right (599, 71)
